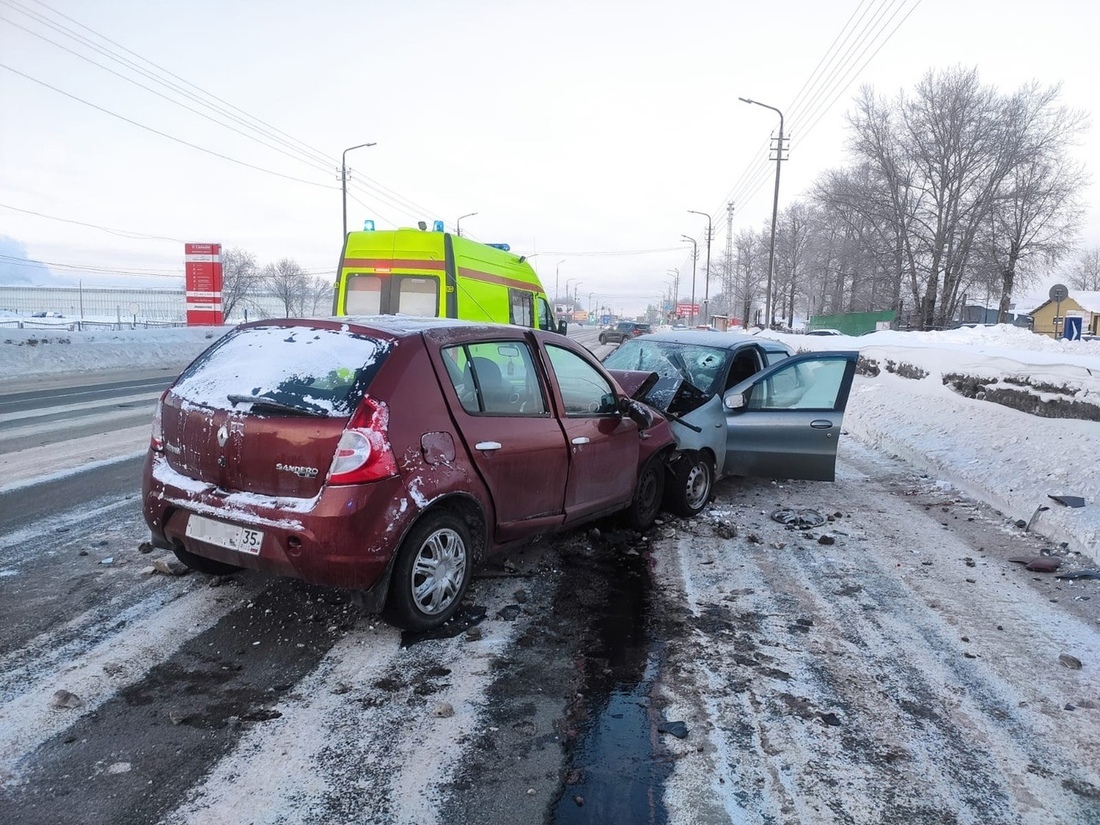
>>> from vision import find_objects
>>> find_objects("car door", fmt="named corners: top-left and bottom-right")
top-left (541, 342), bottom-right (639, 521)
top-left (721, 351), bottom-right (859, 481)
top-left (435, 338), bottom-right (571, 542)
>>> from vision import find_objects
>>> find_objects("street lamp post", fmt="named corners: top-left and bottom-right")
top-left (687, 210), bottom-right (712, 325)
top-left (342, 141), bottom-right (377, 239)
top-left (565, 278), bottom-right (579, 308)
top-left (555, 260), bottom-right (566, 305)
top-left (667, 268), bottom-right (679, 317)
top-left (456, 212), bottom-right (478, 237)
top-left (680, 234), bottom-right (698, 326)
top-left (573, 281), bottom-right (582, 304)
top-left (739, 97), bottom-right (785, 329)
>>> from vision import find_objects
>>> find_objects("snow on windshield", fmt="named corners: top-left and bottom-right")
top-left (171, 325), bottom-right (390, 416)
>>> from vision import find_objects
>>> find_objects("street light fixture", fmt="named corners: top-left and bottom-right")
top-left (456, 212), bottom-right (478, 237)
top-left (688, 210), bottom-right (712, 326)
top-left (342, 141), bottom-right (377, 240)
top-left (680, 234), bottom-right (698, 326)
top-left (573, 281), bottom-right (583, 304)
top-left (739, 97), bottom-right (785, 329)
top-left (555, 260), bottom-right (566, 305)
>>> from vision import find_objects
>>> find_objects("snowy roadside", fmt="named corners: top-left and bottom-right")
top-left (0, 325), bottom-right (228, 385)
top-left (765, 326), bottom-right (1100, 562)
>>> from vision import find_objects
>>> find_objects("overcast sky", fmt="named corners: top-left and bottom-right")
top-left (2, 0), bottom-right (1097, 314)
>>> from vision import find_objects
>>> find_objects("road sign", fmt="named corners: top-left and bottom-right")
top-left (185, 243), bottom-right (224, 326)
top-left (1049, 284), bottom-right (1069, 303)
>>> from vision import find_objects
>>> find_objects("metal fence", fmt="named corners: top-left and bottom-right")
top-left (0, 285), bottom-right (293, 325)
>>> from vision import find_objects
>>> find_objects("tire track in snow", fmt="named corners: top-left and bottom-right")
top-left (165, 581), bottom-right (529, 825)
top-left (653, 444), bottom-right (1100, 824)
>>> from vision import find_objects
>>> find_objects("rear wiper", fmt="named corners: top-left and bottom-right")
top-left (226, 393), bottom-right (327, 417)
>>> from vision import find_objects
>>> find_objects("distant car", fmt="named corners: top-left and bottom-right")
top-left (598, 321), bottom-right (652, 345)
top-left (142, 317), bottom-right (676, 631)
top-left (31, 311), bottom-right (63, 318)
top-left (604, 330), bottom-right (859, 517)
top-left (805, 328), bottom-right (843, 336)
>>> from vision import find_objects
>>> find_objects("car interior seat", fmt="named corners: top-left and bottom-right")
top-left (470, 357), bottom-right (514, 413)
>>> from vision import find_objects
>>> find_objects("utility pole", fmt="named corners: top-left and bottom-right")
top-left (680, 235), bottom-right (698, 327)
top-left (725, 202), bottom-right (735, 323)
top-left (456, 212), bottom-right (477, 237)
top-left (341, 141), bottom-right (376, 240)
top-left (739, 98), bottom-right (787, 329)
top-left (688, 210), bottom-right (712, 325)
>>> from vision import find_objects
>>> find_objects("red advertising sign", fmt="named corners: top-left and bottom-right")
top-left (185, 243), bottom-right (223, 325)
top-left (675, 303), bottom-right (700, 316)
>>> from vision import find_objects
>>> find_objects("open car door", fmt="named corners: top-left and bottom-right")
top-left (721, 351), bottom-right (859, 481)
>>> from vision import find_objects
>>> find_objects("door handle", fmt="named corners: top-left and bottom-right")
top-left (475, 441), bottom-right (502, 451)
top-left (809, 419), bottom-right (833, 430)
top-left (571, 437), bottom-right (590, 445)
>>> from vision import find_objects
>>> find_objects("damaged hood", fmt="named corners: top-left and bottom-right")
top-left (606, 369), bottom-right (661, 401)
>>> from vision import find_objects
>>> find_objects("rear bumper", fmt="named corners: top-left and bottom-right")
top-left (142, 452), bottom-right (415, 590)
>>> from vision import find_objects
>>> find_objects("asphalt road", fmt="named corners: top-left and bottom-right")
top-left (2, 358), bottom-right (1098, 824)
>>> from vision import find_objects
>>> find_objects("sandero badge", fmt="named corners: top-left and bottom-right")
top-left (142, 317), bottom-right (675, 631)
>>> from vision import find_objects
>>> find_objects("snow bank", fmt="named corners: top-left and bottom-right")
top-left (0, 325), bottom-right (229, 380)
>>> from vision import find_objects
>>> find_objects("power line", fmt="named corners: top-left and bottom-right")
top-left (3, 0), bottom-right (449, 229)
top-left (0, 62), bottom-right (336, 188)
top-left (0, 202), bottom-right (187, 242)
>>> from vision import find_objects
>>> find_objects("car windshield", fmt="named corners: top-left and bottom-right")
top-left (604, 339), bottom-right (732, 401)
top-left (172, 325), bottom-right (390, 417)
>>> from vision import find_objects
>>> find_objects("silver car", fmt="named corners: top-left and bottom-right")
top-left (604, 330), bottom-right (859, 517)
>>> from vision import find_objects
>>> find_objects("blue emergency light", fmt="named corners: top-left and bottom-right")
top-left (433, 220), bottom-right (445, 232)
top-left (363, 220), bottom-right (375, 231)
top-left (486, 243), bottom-right (511, 252)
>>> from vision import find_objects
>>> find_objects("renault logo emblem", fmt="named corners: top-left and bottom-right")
top-left (217, 425), bottom-right (229, 447)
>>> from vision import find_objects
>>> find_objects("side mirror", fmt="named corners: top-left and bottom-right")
top-left (557, 320), bottom-right (568, 335)
top-left (723, 392), bottom-right (747, 411)
top-left (620, 397), bottom-right (656, 429)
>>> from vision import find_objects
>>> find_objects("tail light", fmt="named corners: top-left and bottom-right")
top-left (150, 390), bottom-right (168, 452)
top-left (327, 394), bottom-right (398, 485)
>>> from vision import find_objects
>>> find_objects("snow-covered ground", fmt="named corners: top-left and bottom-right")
top-left (3, 320), bottom-right (1098, 558)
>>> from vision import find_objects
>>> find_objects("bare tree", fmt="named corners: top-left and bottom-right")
top-left (219, 247), bottom-right (260, 321)
top-left (983, 83), bottom-right (1088, 321)
top-left (732, 228), bottom-right (765, 327)
top-left (304, 277), bottom-right (334, 316)
top-left (774, 202), bottom-right (813, 328)
top-left (262, 259), bottom-right (309, 317)
top-left (1066, 245), bottom-right (1100, 290)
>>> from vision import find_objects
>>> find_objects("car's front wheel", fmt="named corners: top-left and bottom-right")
top-left (666, 451), bottom-right (714, 518)
top-left (626, 453), bottom-right (666, 530)
top-left (598, 334), bottom-right (608, 345)
top-left (384, 511), bottom-right (473, 631)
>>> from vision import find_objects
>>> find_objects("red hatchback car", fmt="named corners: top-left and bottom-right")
top-left (142, 317), bottom-right (675, 630)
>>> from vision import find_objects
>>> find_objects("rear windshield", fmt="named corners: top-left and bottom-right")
top-left (172, 325), bottom-right (390, 417)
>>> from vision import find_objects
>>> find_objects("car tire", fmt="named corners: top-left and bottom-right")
top-left (626, 453), bottom-right (666, 530)
top-left (384, 511), bottom-right (473, 632)
top-left (172, 546), bottom-right (244, 576)
top-left (598, 334), bottom-right (608, 345)
top-left (666, 451), bottom-right (714, 518)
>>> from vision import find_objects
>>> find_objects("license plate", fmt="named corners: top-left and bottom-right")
top-left (185, 515), bottom-right (264, 556)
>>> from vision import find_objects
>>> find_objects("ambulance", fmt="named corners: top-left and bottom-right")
top-left (333, 223), bottom-right (564, 333)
